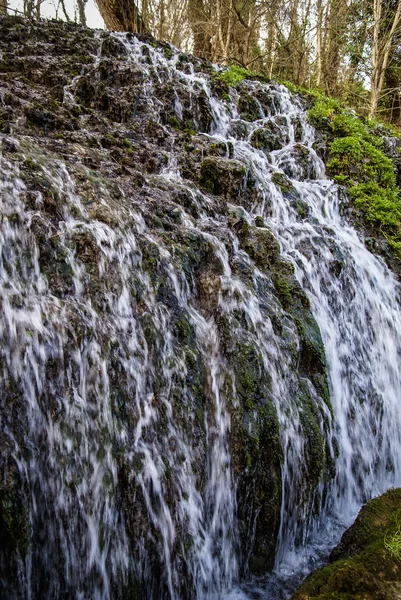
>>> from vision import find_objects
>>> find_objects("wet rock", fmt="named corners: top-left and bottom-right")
top-left (234, 219), bottom-right (280, 268)
top-left (0, 14), bottom-right (336, 597)
top-left (250, 127), bottom-right (278, 154)
top-left (291, 488), bottom-right (401, 600)
top-left (229, 119), bottom-right (250, 140)
top-left (278, 143), bottom-right (320, 180)
top-left (238, 91), bottom-right (263, 121)
top-left (231, 338), bottom-right (282, 574)
top-left (199, 157), bottom-right (246, 197)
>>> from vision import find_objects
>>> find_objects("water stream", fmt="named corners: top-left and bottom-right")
top-left (1, 28), bottom-right (401, 600)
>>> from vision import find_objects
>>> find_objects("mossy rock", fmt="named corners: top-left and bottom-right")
top-left (280, 144), bottom-right (318, 180)
top-left (229, 119), bottom-right (250, 140)
top-left (233, 218), bottom-right (331, 415)
top-left (0, 462), bottom-right (30, 558)
top-left (327, 136), bottom-right (396, 188)
top-left (234, 219), bottom-right (281, 269)
top-left (199, 157), bottom-right (245, 197)
top-left (296, 379), bottom-right (331, 487)
top-left (238, 92), bottom-right (262, 121)
top-left (304, 89), bottom-right (401, 269)
top-left (250, 127), bottom-right (280, 154)
top-left (274, 273), bottom-right (331, 409)
top-left (230, 337), bottom-right (282, 574)
top-left (272, 171), bottom-right (295, 194)
top-left (291, 488), bottom-right (401, 600)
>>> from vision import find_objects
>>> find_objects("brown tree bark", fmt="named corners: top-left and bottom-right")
top-left (188, 0), bottom-right (211, 58)
top-left (0, 0), bottom-right (7, 15)
top-left (370, 0), bottom-right (401, 119)
top-left (96, 0), bottom-right (146, 33)
top-left (77, 0), bottom-right (88, 25)
top-left (316, 0), bottom-right (323, 85)
top-left (322, 0), bottom-right (348, 94)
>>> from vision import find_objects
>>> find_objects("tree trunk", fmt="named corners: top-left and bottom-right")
top-left (188, 0), bottom-right (211, 59)
top-left (370, 0), bottom-right (382, 118)
top-left (0, 0), bottom-right (7, 15)
top-left (322, 0), bottom-right (348, 94)
top-left (96, 0), bottom-right (146, 33)
top-left (24, 0), bottom-right (35, 18)
top-left (316, 0), bottom-right (323, 86)
top-left (370, 0), bottom-right (401, 119)
top-left (77, 0), bottom-right (87, 25)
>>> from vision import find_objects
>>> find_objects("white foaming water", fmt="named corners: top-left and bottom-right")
top-left (1, 30), bottom-right (401, 600)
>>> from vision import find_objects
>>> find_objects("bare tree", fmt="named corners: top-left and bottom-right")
top-left (77, 0), bottom-right (88, 24)
top-left (188, 0), bottom-right (211, 57)
top-left (96, 0), bottom-right (147, 32)
top-left (21, 0), bottom-right (400, 128)
top-left (370, 0), bottom-right (401, 118)
top-left (316, 0), bottom-right (323, 85)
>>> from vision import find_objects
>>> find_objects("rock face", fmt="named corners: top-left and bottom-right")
top-left (291, 488), bottom-right (401, 600)
top-left (0, 16), bottom-right (334, 598)
top-left (1, 15), bottom-right (401, 600)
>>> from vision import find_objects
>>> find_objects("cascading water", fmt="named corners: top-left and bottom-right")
top-left (232, 86), bottom-right (401, 569)
top-left (1, 18), bottom-right (401, 600)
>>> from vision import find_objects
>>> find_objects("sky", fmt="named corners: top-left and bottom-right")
top-left (8, 0), bottom-right (106, 29)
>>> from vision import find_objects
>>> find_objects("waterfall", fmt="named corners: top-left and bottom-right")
top-left (1, 21), bottom-right (401, 600)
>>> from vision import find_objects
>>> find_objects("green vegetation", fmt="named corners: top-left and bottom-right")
top-left (167, 114), bottom-right (181, 129)
top-left (211, 65), bottom-right (269, 102)
top-left (384, 510), bottom-right (401, 561)
top-left (301, 89), bottom-right (401, 260)
top-left (291, 488), bottom-right (401, 600)
top-left (218, 65), bottom-right (254, 87)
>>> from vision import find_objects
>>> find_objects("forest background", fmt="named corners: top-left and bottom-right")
top-left (2, 0), bottom-right (401, 125)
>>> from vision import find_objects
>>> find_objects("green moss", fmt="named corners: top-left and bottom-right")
top-left (102, 133), bottom-right (119, 147)
top-left (122, 138), bottom-right (133, 149)
top-left (307, 95), bottom-right (344, 129)
top-left (271, 273), bottom-right (292, 308)
top-left (349, 183), bottom-right (401, 231)
top-left (163, 46), bottom-right (174, 60)
top-left (219, 65), bottom-right (254, 86)
top-left (271, 171), bottom-right (293, 194)
top-left (167, 115), bottom-right (181, 129)
top-left (291, 488), bottom-right (401, 600)
top-left (23, 156), bottom-right (38, 170)
top-left (299, 88), bottom-right (401, 263)
top-left (210, 64), bottom-right (269, 102)
top-left (328, 137), bottom-right (395, 187)
top-left (384, 511), bottom-right (401, 560)
top-left (327, 137), bottom-right (401, 258)
top-left (174, 313), bottom-right (195, 345)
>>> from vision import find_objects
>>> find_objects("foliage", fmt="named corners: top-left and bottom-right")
top-left (303, 88), bottom-right (401, 260)
top-left (328, 137), bottom-right (396, 187)
top-left (218, 65), bottom-right (254, 86)
top-left (291, 488), bottom-right (401, 600)
top-left (211, 64), bottom-right (268, 101)
top-left (384, 510), bottom-right (401, 561)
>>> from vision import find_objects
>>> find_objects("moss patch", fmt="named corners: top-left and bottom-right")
top-left (296, 87), bottom-right (401, 265)
top-left (291, 488), bottom-right (401, 600)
